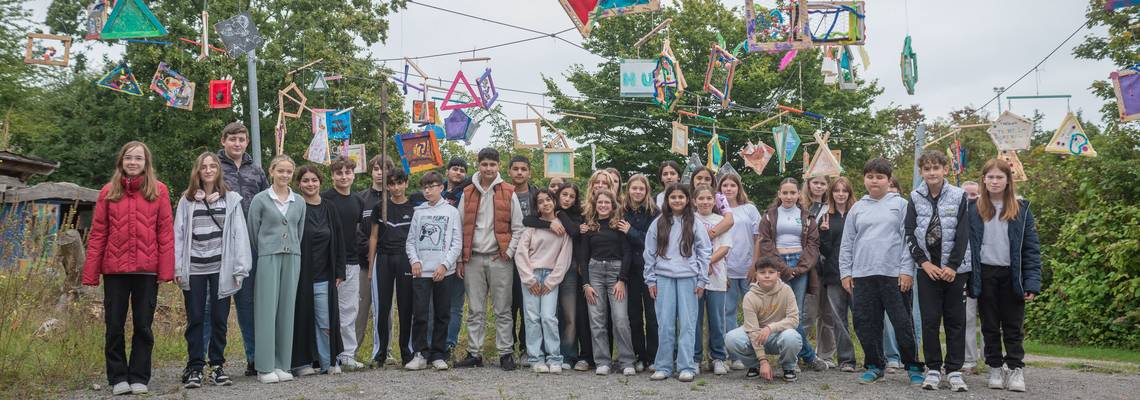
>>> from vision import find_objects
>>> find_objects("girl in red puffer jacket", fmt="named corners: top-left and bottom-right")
top-left (82, 141), bottom-right (174, 396)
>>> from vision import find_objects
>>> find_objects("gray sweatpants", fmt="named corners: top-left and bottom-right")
top-left (464, 253), bottom-right (515, 357)
top-left (586, 259), bottom-right (634, 369)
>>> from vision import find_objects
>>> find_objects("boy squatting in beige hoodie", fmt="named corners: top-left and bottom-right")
top-left (724, 260), bottom-right (803, 381)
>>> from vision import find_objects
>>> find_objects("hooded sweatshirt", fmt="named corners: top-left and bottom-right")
top-left (838, 192), bottom-right (913, 279)
top-left (405, 198), bottom-right (463, 278)
top-left (174, 191), bottom-right (252, 298)
top-left (643, 214), bottom-right (712, 289)
top-left (741, 281), bottom-right (800, 358)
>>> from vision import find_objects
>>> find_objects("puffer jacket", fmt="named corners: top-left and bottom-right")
top-left (82, 178), bottom-right (175, 285)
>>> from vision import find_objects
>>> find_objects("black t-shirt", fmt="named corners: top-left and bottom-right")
top-left (321, 189), bottom-right (363, 265)
top-left (372, 199), bottom-right (416, 255)
top-left (304, 203), bottom-right (334, 282)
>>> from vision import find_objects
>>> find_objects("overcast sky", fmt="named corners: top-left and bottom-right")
top-left (27, 0), bottom-right (1116, 149)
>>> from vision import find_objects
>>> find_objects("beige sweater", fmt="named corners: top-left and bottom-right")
top-left (514, 226), bottom-right (573, 288)
top-left (741, 281), bottom-right (800, 358)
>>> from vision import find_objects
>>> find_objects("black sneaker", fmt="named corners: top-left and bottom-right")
top-left (370, 354), bottom-right (386, 369)
top-left (182, 369), bottom-right (202, 389)
top-left (454, 353), bottom-right (484, 368)
top-left (499, 354), bottom-right (517, 371)
top-left (746, 368), bottom-right (760, 378)
top-left (783, 369), bottom-right (798, 382)
top-left (209, 366), bottom-right (232, 386)
top-left (244, 362), bottom-right (257, 377)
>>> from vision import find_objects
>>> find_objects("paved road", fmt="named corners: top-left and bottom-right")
top-left (68, 359), bottom-right (1139, 399)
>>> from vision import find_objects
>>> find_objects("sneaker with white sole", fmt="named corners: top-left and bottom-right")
top-left (549, 363), bottom-right (562, 374)
top-left (1007, 367), bottom-right (1025, 392)
top-left (634, 361), bottom-right (645, 372)
top-left (329, 365), bottom-right (342, 375)
top-left (274, 369), bottom-right (294, 382)
top-left (808, 357), bottom-right (830, 372)
top-left (112, 382), bottom-right (130, 395)
top-left (432, 359), bottom-right (450, 370)
top-left (129, 383), bottom-right (148, 394)
top-left (948, 371), bottom-right (968, 392)
top-left (712, 360), bottom-right (728, 375)
top-left (339, 357), bottom-right (365, 370)
top-left (885, 360), bottom-right (903, 374)
top-left (988, 366), bottom-right (1007, 389)
top-left (560, 363), bottom-right (571, 371)
top-left (650, 371), bottom-right (669, 380)
top-left (840, 362), bottom-right (857, 372)
top-left (573, 360), bottom-right (590, 371)
top-left (623, 367), bottom-right (636, 376)
top-left (209, 366), bottom-right (232, 386)
top-left (295, 366), bottom-right (317, 376)
top-left (405, 353), bottom-right (428, 370)
top-left (678, 371), bottom-right (695, 382)
top-left (182, 369), bottom-right (203, 389)
top-left (533, 363), bottom-right (550, 373)
top-left (730, 360), bottom-right (747, 370)
top-left (922, 370), bottom-right (941, 390)
top-left (595, 365), bottom-right (610, 375)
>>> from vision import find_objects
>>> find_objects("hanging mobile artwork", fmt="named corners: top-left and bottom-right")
top-left (706, 129), bottom-right (724, 172)
top-left (987, 111), bottom-right (1034, 151)
top-left (1110, 68), bottom-right (1140, 122)
top-left (439, 70), bottom-right (483, 110)
top-left (900, 35), bottom-right (918, 95)
top-left (84, 0), bottom-right (110, 39)
top-left (997, 150), bottom-right (1028, 182)
top-left (277, 83), bottom-right (307, 118)
top-left (652, 39), bottom-right (687, 111)
top-left (512, 119), bottom-right (544, 149)
top-left (208, 79), bottom-right (233, 108)
top-left (274, 113), bottom-right (286, 155)
top-left (544, 131), bottom-right (575, 179)
top-left (215, 12), bottom-right (265, 58)
top-left (150, 62), bottom-right (195, 111)
top-left (703, 44), bottom-right (739, 108)
top-left (306, 108), bottom-right (332, 165)
top-left (739, 140), bottom-right (776, 175)
top-left (309, 71), bottom-right (329, 92)
top-left (23, 34), bottom-right (71, 67)
top-left (395, 130), bottom-right (444, 174)
top-left (95, 61), bottom-right (144, 96)
top-left (837, 46), bottom-right (857, 90)
top-left (805, 1), bottom-right (866, 45)
top-left (412, 100), bottom-right (438, 124)
top-left (326, 109), bottom-right (352, 140)
top-left (344, 144), bottom-right (367, 174)
top-left (772, 124), bottom-right (801, 174)
top-left (670, 121), bottom-right (689, 155)
top-left (100, 0), bottom-right (168, 39)
top-left (745, 0), bottom-right (811, 52)
top-left (477, 68), bottom-right (498, 109)
top-left (1045, 112), bottom-right (1097, 157)
top-left (560, 0), bottom-right (662, 38)
top-left (804, 131), bottom-right (842, 178)
top-left (444, 109), bottom-right (475, 143)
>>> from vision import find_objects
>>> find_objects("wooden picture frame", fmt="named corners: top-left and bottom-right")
top-left (278, 83), bottom-right (307, 118)
top-left (512, 119), bottom-right (543, 149)
top-left (23, 33), bottom-right (71, 67)
top-left (745, 0), bottom-right (812, 53)
top-left (543, 148), bottom-right (575, 179)
top-left (703, 43), bottom-right (739, 108)
top-left (395, 130), bottom-right (444, 174)
top-left (1110, 69), bottom-right (1140, 122)
top-left (805, 1), bottom-right (866, 46)
top-left (150, 62), bottom-right (195, 111)
top-left (671, 121), bottom-right (688, 155)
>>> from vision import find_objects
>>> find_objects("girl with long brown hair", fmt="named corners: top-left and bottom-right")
top-left (818, 177), bottom-right (858, 372)
top-left (581, 189), bottom-right (635, 376)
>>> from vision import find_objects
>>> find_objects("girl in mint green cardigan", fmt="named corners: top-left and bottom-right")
top-left (246, 155), bottom-right (306, 384)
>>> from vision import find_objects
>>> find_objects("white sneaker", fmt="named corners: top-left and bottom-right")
top-left (258, 372), bottom-right (280, 384)
top-left (650, 371), bottom-right (669, 380)
top-left (533, 363), bottom-right (550, 373)
top-left (405, 353), bottom-right (428, 370)
top-left (730, 360), bottom-right (746, 370)
top-left (678, 371), bottom-right (695, 382)
top-left (623, 367), bottom-right (636, 376)
top-left (432, 359), bottom-right (450, 370)
top-left (1007, 368), bottom-right (1025, 392)
top-left (274, 369), bottom-right (294, 382)
top-left (549, 363), bottom-right (562, 374)
top-left (129, 383), bottom-right (148, 394)
top-left (329, 365), bottom-right (342, 375)
top-left (634, 361), bottom-right (645, 372)
top-left (294, 366), bottom-right (316, 376)
top-left (573, 360), bottom-right (590, 371)
top-left (560, 363), bottom-right (571, 371)
top-left (712, 360), bottom-right (728, 375)
top-left (595, 365), bottom-right (610, 375)
top-left (111, 382), bottom-right (130, 395)
top-left (922, 370), bottom-right (941, 390)
top-left (948, 371), bottom-right (968, 392)
top-left (988, 366), bottom-right (1007, 389)
top-left (339, 356), bottom-right (365, 370)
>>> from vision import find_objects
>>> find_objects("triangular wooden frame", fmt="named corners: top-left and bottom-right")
top-left (95, 62), bottom-right (144, 96)
top-left (100, 0), bottom-right (168, 40)
top-left (805, 131), bottom-right (843, 178)
top-left (998, 150), bottom-right (1028, 182)
top-left (277, 83), bottom-right (307, 118)
top-left (1045, 112), bottom-right (1097, 157)
top-left (439, 70), bottom-right (482, 110)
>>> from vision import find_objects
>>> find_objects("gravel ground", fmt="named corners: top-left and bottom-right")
top-left (67, 358), bottom-right (1140, 400)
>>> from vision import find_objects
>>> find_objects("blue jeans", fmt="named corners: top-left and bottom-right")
top-left (725, 327), bottom-right (802, 371)
top-left (783, 253), bottom-right (817, 363)
top-left (522, 269), bottom-right (562, 364)
top-left (883, 313), bottom-right (901, 364)
top-left (653, 276), bottom-right (699, 375)
top-left (694, 290), bottom-right (727, 362)
top-left (447, 275), bottom-right (465, 349)
top-left (724, 278), bottom-right (750, 360)
top-left (233, 250), bottom-right (257, 363)
top-left (314, 282), bottom-right (332, 371)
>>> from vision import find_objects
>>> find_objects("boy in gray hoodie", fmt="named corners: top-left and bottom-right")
top-left (405, 172), bottom-right (463, 371)
top-left (839, 158), bottom-right (923, 385)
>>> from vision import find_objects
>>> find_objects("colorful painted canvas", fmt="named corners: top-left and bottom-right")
top-left (395, 130), bottom-right (444, 174)
top-left (987, 111), bottom-right (1034, 151)
top-left (706, 132), bottom-right (723, 171)
top-left (208, 79), bottom-right (233, 109)
top-left (703, 44), bottom-right (739, 108)
top-left (344, 144), bottom-right (367, 174)
top-left (95, 62), bottom-right (144, 96)
top-left (326, 109), bottom-right (352, 140)
top-left (477, 68), bottom-right (498, 109)
top-left (150, 62), bottom-right (195, 111)
top-left (597, 0), bottom-right (661, 17)
top-left (1045, 112), bottom-right (1097, 157)
top-left (805, 1), bottom-right (866, 45)
top-left (745, 0), bottom-right (811, 53)
top-left (23, 33), bottom-right (71, 67)
top-left (85, 0), bottom-right (110, 40)
top-left (1110, 69), bottom-right (1140, 122)
top-left (306, 109), bottom-right (331, 165)
top-left (544, 148), bottom-right (575, 179)
top-left (671, 121), bottom-right (688, 155)
top-left (739, 140), bottom-right (775, 175)
top-left (412, 100), bottom-right (438, 124)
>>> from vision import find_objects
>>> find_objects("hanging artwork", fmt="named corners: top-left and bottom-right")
top-left (739, 140), bottom-right (776, 175)
top-left (987, 111), bottom-right (1034, 151)
top-left (476, 68), bottom-right (498, 109)
top-left (703, 44), bottom-right (740, 108)
top-left (149, 62), bottom-right (195, 111)
top-left (716, 162), bottom-right (739, 182)
top-left (306, 109), bottom-right (331, 165)
top-left (84, 0), bottom-right (110, 40)
top-left (620, 59), bottom-right (657, 97)
top-left (412, 100), bottom-right (438, 124)
top-left (745, 0), bottom-right (811, 53)
top-left (805, 1), bottom-right (866, 46)
top-left (23, 34), bottom-right (71, 67)
top-left (1105, 0), bottom-right (1140, 11)
top-left (670, 121), bottom-right (688, 155)
top-left (277, 83), bottom-right (307, 118)
top-left (543, 148), bottom-right (574, 178)
top-left (805, 131), bottom-right (842, 178)
top-left (1046, 112), bottom-right (1097, 157)
top-left (95, 62), bottom-right (144, 96)
top-left (512, 119), bottom-right (543, 149)
top-left (822, 52), bottom-right (839, 85)
top-left (837, 46), bottom-right (857, 90)
top-left (652, 39), bottom-right (687, 111)
top-left (215, 12), bottom-right (265, 58)
top-left (997, 150), bottom-right (1028, 182)
top-left (309, 71), bottom-right (329, 92)
top-left (274, 113), bottom-right (286, 155)
top-left (597, 0), bottom-right (661, 17)
top-left (900, 35), bottom-right (918, 95)
top-left (559, 0), bottom-right (662, 38)
top-left (326, 109), bottom-right (352, 140)
top-left (682, 153), bottom-right (703, 184)
top-left (344, 144), bottom-right (367, 174)
top-left (772, 124), bottom-right (801, 174)
top-left (439, 70), bottom-right (482, 110)
top-left (208, 79), bottom-right (233, 109)
top-left (395, 130), bottom-right (444, 174)
top-left (706, 131), bottom-right (724, 171)
top-left (100, 0), bottom-right (168, 39)
top-left (1110, 69), bottom-right (1140, 122)
top-left (444, 109), bottom-right (473, 142)
top-left (423, 124), bottom-right (446, 140)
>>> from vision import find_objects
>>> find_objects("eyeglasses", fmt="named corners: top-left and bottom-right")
top-left (422, 183), bottom-right (444, 190)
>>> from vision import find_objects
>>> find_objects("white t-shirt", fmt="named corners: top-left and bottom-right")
top-left (725, 203), bottom-right (762, 279)
top-left (697, 213), bottom-right (732, 291)
top-left (775, 205), bottom-right (803, 249)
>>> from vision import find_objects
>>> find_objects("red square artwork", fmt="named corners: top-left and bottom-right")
top-left (209, 79), bottom-right (233, 109)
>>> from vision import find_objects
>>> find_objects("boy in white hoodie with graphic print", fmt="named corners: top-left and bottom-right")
top-left (405, 172), bottom-right (462, 371)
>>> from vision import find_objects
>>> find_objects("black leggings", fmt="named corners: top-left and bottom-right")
top-left (375, 252), bottom-right (414, 363)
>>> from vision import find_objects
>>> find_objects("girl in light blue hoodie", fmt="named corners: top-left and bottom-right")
top-left (644, 184), bottom-right (711, 382)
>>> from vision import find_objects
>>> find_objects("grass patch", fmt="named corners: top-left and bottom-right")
top-left (1024, 340), bottom-right (1140, 365)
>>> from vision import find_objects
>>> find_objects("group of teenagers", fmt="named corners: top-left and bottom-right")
top-left (81, 121), bottom-right (1041, 395)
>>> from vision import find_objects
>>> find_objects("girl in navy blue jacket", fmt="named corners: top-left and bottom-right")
top-left (967, 158), bottom-right (1041, 393)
